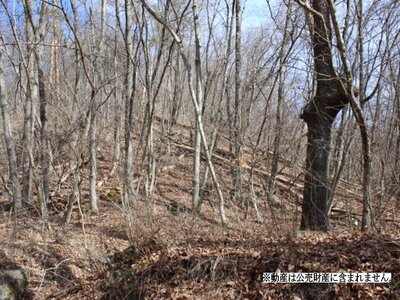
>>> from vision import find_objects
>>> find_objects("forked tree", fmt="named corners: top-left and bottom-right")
top-left (297, 0), bottom-right (349, 231)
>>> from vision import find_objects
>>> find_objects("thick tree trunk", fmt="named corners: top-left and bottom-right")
top-left (300, 118), bottom-right (333, 231)
top-left (298, 0), bottom-right (348, 231)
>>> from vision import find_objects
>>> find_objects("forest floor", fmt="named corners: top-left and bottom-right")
top-left (0, 123), bottom-right (399, 299)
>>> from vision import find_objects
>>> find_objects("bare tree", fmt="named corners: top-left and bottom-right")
top-left (140, 0), bottom-right (228, 227)
top-left (0, 45), bottom-right (22, 209)
top-left (297, 0), bottom-right (349, 231)
top-left (232, 0), bottom-right (243, 203)
top-left (121, 0), bottom-right (137, 205)
top-left (267, 1), bottom-right (294, 204)
top-left (328, 0), bottom-right (372, 230)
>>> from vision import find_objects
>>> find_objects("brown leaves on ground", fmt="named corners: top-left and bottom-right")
top-left (1, 128), bottom-right (399, 299)
top-left (101, 232), bottom-right (400, 300)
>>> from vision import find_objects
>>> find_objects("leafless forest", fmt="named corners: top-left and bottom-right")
top-left (0, 0), bottom-right (399, 299)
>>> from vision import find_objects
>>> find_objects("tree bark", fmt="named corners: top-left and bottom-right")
top-left (123, 0), bottom-right (137, 204)
top-left (22, 0), bottom-right (37, 205)
top-left (300, 117), bottom-right (333, 230)
top-left (327, 0), bottom-right (373, 230)
top-left (0, 50), bottom-right (22, 209)
top-left (267, 2), bottom-right (292, 205)
top-left (192, 0), bottom-right (204, 213)
top-left (298, 0), bottom-right (348, 231)
top-left (233, 0), bottom-right (243, 204)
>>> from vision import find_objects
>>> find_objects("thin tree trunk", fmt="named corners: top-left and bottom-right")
top-left (64, 0), bottom-right (83, 223)
top-left (140, 7), bottom-right (172, 197)
top-left (192, 0), bottom-right (204, 212)
top-left (22, 27), bottom-right (36, 205)
top-left (110, 0), bottom-right (121, 179)
top-left (123, 0), bottom-right (137, 204)
top-left (267, 4), bottom-right (292, 204)
top-left (327, 0), bottom-right (372, 230)
top-left (38, 66), bottom-right (49, 221)
top-left (88, 0), bottom-right (107, 213)
top-left (198, 1), bottom-right (235, 212)
top-left (248, 167), bottom-right (264, 223)
top-left (140, 0), bottom-right (228, 227)
top-left (71, 0), bottom-right (80, 111)
top-left (21, 0), bottom-right (48, 207)
top-left (356, 0), bottom-right (372, 230)
top-left (111, 86), bottom-right (121, 176)
top-left (233, 0), bottom-right (243, 204)
top-left (328, 112), bottom-right (355, 214)
top-left (0, 50), bottom-right (22, 209)
top-left (170, 57), bottom-right (183, 127)
top-left (88, 97), bottom-right (98, 213)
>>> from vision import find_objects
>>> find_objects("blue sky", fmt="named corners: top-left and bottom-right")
top-left (243, 0), bottom-right (269, 29)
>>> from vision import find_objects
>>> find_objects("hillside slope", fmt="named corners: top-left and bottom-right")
top-left (0, 122), bottom-right (399, 299)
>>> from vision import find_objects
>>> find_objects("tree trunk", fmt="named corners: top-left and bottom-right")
top-left (88, 0), bottom-right (107, 214)
top-left (21, 0), bottom-right (48, 207)
top-left (198, 2), bottom-right (234, 211)
top-left (233, 0), bottom-right (243, 204)
top-left (328, 112), bottom-right (355, 214)
top-left (0, 50), bottom-right (22, 209)
top-left (123, 0), bottom-right (137, 204)
top-left (267, 3), bottom-right (292, 204)
top-left (300, 118), bottom-right (333, 231)
top-left (38, 66), bottom-right (49, 221)
top-left (192, 0), bottom-right (204, 213)
top-left (88, 97), bottom-right (98, 213)
top-left (327, 0), bottom-right (373, 230)
top-left (356, 0), bottom-right (372, 230)
top-left (22, 39), bottom-right (36, 205)
top-left (298, 0), bottom-right (348, 231)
